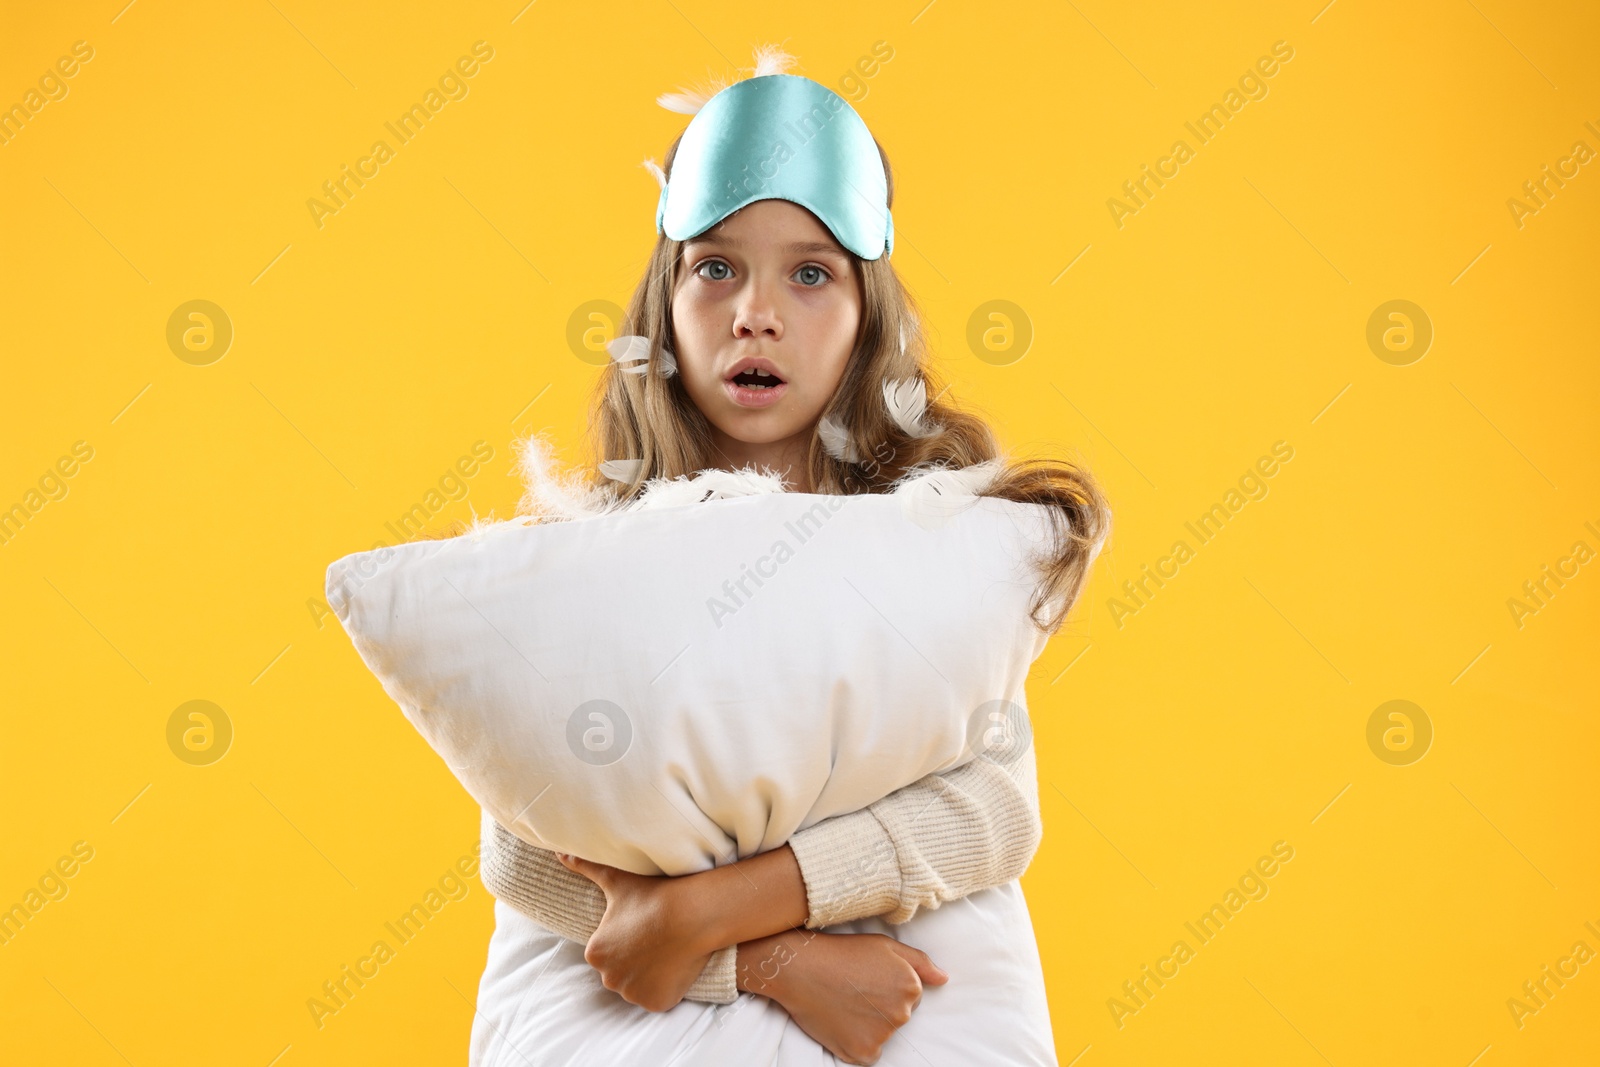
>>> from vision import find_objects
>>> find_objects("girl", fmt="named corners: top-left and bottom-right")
top-left (466, 46), bottom-right (1110, 1067)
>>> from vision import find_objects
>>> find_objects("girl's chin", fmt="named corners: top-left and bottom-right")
top-left (710, 406), bottom-right (814, 448)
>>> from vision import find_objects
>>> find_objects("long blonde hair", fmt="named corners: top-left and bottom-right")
top-left (500, 131), bottom-right (1113, 634)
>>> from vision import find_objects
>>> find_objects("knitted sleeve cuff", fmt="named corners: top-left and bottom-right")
top-left (686, 944), bottom-right (740, 1004)
top-left (865, 752), bottom-right (1043, 925)
top-left (479, 814), bottom-right (605, 939)
top-left (788, 806), bottom-right (902, 929)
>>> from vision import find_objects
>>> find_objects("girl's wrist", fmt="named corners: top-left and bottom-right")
top-left (674, 845), bottom-right (811, 954)
top-left (661, 869), bottom-right (735, 957)
top-left (735, 929), bottom-right (817, 1001)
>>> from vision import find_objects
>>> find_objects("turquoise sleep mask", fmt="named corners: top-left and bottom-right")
top-left (655, 73), bottom-right (894, 260)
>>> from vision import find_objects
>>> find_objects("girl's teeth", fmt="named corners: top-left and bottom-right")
top-left (734, 368), bottom-right (781, 388)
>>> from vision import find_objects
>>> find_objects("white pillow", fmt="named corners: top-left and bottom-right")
top-left (325, 471), bottom-right (1055, 878)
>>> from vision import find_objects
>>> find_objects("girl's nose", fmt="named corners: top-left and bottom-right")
top-left (732, 280), bottom-right (782, 340)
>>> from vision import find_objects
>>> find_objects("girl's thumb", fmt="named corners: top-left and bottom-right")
top-left (557, 853), bottom-right (606, 885)
top-left (899, 946), bottom-right (949, 986)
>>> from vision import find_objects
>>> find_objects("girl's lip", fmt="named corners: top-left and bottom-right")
top-left (724, 379), bottom-right (788, 408)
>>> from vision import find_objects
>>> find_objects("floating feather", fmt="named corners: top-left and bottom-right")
top-left (656, 78), bottom-right (727, 116)
top-left (818, 414), bottom-right (864, 464)
top-left (656, 43), bottom-right (799, 116)
top-left (883, 378), bottom-right (938, 438)
top-left (513, 434), bottom-right (613, 522)
top-left (607, 334), bottom-right (678, 379)
top-left (748, 43), bottom-right (798, 78)
top-left (598, 458), bottom-right (645, 483)
top-left (631, 464), bottom-right (791, 511)
top-left (891, 458), bottom-right (1005, 530)
top-left (607, 334), bottom-right (650, 366)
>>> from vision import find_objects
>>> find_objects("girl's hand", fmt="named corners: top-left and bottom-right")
top-left (555, 852), bottom-right (718, 1012)
top-left (739, 930), bottom-right (948, 1066)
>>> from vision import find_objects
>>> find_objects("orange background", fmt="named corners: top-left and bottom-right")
top-left (1, 1), bottom-right (1596, 1064)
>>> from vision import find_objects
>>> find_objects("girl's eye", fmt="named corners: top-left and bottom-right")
top-left (691, 260), bottom-right (832, 286)
top-left (794, 264), bottom-right (831, 287)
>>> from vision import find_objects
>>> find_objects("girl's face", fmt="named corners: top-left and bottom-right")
top-left (672, 199), bottom-right (862, 478)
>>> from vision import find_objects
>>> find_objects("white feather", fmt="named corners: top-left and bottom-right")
top-left (607, 334), bottom-right (651, 365)
top-left (656, 90), bottom-right (711, 115)
top-left (598, 458), bottom-right (645, 483)
top-left (513, 437), bottom-right (807, 525)
top-left (513, 434), bottom-right (614, 522)
top-left (656, 44), bottom-right (798, 116)
top-left (640, 157), bottom-right (667, 190)
top-left (607, 334), bottom-right (677, 379)
top-left (891, 459), bottom-right (1005, 530)
top-left (749, 43), bottom-right (798, 78)
top-left (883, 378), bottom-right (937, 438)
top-left (656, 68), bottom-right (732, 116)
top-left (818, 415), bottom-right (863, 463)
top-left (450, 502), bottom-right (507, 544)
top-left (631, 464), bottom-right (790, 511)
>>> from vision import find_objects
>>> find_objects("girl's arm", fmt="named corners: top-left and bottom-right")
top-left (790, 743), bottom-right (1042, 928)
top-left (477, 814), bottom-right (742, 1004)
top-left (479, 745), bottom-right (1041, 1005)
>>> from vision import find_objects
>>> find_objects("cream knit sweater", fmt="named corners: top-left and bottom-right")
top-left (479, 747), bottom-right (1042, 1004)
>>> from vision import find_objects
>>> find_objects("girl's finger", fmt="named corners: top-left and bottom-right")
top-left (557, 853), bottom-right (606, 884)
top-left (892, 943), bottom-right (949, 985)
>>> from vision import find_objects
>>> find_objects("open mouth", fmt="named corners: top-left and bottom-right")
top-left (725, 364), bottom-right (788, 408)
top-left (729, 369), bottom-right (785, 389)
